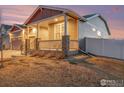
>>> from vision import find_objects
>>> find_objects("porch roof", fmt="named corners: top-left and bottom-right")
top-left (24, 5), bottom-right (86, 25)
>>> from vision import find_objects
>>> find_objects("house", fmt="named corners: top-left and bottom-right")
top-left (78, 13), bottom-right (111, 50)
top-left (0, 24), bottom-right (12, 49)
top-left (9, 24), bottom-right (26, 50)
top-left (10, 5), bottom-right (110, 56)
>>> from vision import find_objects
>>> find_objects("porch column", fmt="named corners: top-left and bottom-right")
top-left (27, 26), bottom-right (30, 39)
top-left (62, 14), bottom-right (70, 57)
top-left (9, 33), bottom-right (12, 50)
top-left (21, 29), bottom-right (25, 54)
top-left (25, 26), bottom-right (29, 55)
top-left (64, 14), bottom-right (68, 35)
top-left (35, 23), bottom-right (39, 50)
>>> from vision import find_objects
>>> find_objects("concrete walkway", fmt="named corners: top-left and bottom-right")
top-left (0, 50), bottom-right (22, 59)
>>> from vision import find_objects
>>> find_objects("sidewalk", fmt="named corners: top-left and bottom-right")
top-left (0, 50), bottom-right (22, 59)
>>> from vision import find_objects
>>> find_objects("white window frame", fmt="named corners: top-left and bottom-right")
top-left (54, 22), bottom-right (64, 40)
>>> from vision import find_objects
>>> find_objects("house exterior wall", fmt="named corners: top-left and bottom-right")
top-left (68, 19), bottom-right (78, 40)
top-left (37, 18), bottom-right (78, 41)
top-left (48, 23), bottom-right (54, 40)
top-left (38, 27), bottom-right (49, 40)
top-left (78, 17), bottom-right (110, 50)
top-left (11, 31), bottom-right (22, 50)
top-left (10, 29), bottom-right (26, 50)
top-left (39, 19), bottom-right (78, 40)
top-left (11, 31), bottom-right (22, 38)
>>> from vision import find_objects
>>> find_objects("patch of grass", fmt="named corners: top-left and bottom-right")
top-left (0, 55), bottom-right (123, 87)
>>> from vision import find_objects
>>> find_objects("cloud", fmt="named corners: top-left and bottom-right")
top-left (0, 5), bottom-right (124, 39)
top-left (0, 5), bottom-right (37, 24)
top-left (111, 29), bottom-right (124, 39)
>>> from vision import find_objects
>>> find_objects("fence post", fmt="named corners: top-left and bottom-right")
top-left (0, 36), bottom-right (4, 68)
top-left (25, 39), bottom-right (29, 56)
top-left (62, 35), bottom-right (70, 58)
top-left (102, 39), bottom-right (104, 55)
top-left (35, 38), bottom-right (39, 50)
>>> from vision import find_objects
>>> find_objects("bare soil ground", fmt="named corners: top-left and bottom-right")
top-left (0, 53), bottom-right (124, 87)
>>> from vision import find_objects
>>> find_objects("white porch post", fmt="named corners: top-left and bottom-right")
top-left (27, 26), bottom-right (29, 39)
top-left (64, 14), bottom-right (68, 35)
top-left (9, 33), bottom-right (12, 50)
top-left (36, 23), bottom-right (39, 39)
top-left (35, 23), bottom-right (39, 50)
top-left (25, 26), bottom-right (29, 55)
top-left (22, 29), bottom-right (25, 42)
top-left (62, 14), bottom-right (70, 57)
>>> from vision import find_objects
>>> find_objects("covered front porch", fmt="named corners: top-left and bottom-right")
top-left (24, 14), bottom-right (79, 53)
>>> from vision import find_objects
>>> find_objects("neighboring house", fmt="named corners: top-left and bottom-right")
top-left (9, 24), bottom-right (26, 50)
top-left (10, 6), bottom-right (110, 56)
top-left (78, 13), bottom-right (111, 50)
top-left (0, 24), bottom-right (12, 49)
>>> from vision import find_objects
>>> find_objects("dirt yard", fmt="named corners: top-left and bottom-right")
top-left (0, 54), bottom-right (124, 87)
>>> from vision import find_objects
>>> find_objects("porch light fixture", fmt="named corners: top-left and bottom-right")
top-left (92, 28), bottom-right (96, 32)
top-left (54, 18), bottom-right (58, 22)
top-left (32, 28), bottom-right (37, 33)
top-left (86, 22), bottom-right (102, 37)
top-left (97, 31), bottom-right (102, 37)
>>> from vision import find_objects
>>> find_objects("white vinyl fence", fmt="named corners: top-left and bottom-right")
top-left (85, 38), bottom-right (124, 60)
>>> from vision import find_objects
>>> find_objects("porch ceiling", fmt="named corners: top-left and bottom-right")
top-left (28, 16), bottom-right (64, 28)
top-left (28, 15), bottom-right (73, 28)
top-left (39, 16), bottom-right (64, 27)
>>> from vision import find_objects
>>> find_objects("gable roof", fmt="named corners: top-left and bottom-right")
top-left (83, 13), bottom-right (111, 35)
top-left (24, 5), bottom-right (86, 25)
top-left (9, 24), bottom-right (26, 33)
top-left (15, 24), bottom-right (26, 28)
top-left (83, 13), bottom-right (97, 19)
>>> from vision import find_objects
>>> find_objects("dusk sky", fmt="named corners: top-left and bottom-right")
top-left (0, 5), bottom-right (124, 39)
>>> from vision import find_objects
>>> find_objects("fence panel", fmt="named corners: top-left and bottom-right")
top-left (85, 38), bottom-right (124, 60)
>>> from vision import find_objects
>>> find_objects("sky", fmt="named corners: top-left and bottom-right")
top-left (0, 5), bottom-right (124, 39)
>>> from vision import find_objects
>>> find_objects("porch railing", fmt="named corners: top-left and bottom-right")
top-left (38, 40), bottom-right (78, 51)
top-left (39, 40), bottom-right (62, 50)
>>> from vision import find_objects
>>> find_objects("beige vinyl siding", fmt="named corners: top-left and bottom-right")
top-left (38, 27), bottom-right (49, 40)
top-left (48, 24), bottom-right (54, 40)
top-left (68, 19), bottom-right (78, 40)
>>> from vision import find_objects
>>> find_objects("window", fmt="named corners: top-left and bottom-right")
top-left (54, 23), bottom-right (64, 40)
